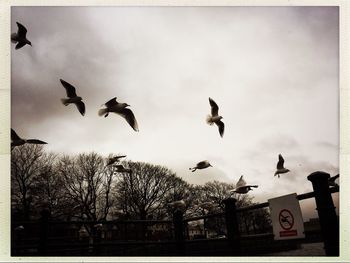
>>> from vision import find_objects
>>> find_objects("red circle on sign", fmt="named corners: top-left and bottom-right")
top-left (278, 209), bottom-right (294, 230)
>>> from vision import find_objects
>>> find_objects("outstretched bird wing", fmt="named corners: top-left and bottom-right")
top-left (15, 42), bottom-right (26, 50)
top-left (60, 79), bottom-right (77, 98)
top-left (26, 139), bottom-right (47, 145)
top-left (209, 97), bottom-right (219, 117)
top-left (74, 101), bottom-right (86, 116)
top-left (236, 175), bottom-right (246, 188)
top-left (16, 22), bottom-right (27, 38)
top-left (117, 108), bottom-right (139, 131)
top-left (105, 97), bottom-right (118, 108)
top-left (277, 154), bottom-right (285, 169)
top-left (216, 120), bottom-right (224, 137)
top-left (11, 129), bottom-right (21, 141)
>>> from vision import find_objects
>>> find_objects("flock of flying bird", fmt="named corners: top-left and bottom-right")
top-left (11, 22), bottom-right (339, 197)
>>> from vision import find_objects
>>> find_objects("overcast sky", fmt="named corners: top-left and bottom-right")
top-left (11, 6), bottom-right (339, 219)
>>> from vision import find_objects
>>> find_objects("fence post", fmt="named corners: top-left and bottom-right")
top-left (38, 209), bottom-right (50, 255)
top-left (93, 226), bottom-right (102, 255)
top-left (173, 210), bottom-right (185, 255)
top-left (223, 198), bottom-right (241, 256)
top-left (307, 171), bottom-right (339, 256)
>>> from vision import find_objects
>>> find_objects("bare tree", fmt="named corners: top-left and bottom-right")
top-left (57, 152), bottom-right (114, 221)
top-left (114, 161), bottom-right (181, 220)
top-left (11, 144), bottom-right (52, 220)
top-left (30, 153), bottom-right (63, 218)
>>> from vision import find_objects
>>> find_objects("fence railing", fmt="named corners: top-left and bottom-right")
top-left (12, 171), bottom-right (339, 256)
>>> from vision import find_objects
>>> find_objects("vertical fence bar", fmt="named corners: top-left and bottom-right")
top-left (93, 226), bottom-right (102, 255)
top-left (223, 198), bottom-right (241, 256)
top-left (38, 209), bottom-right (50, 255)
top-left (173, 210), bottom-right (185, 255)
top-left (307, 171), bottom-right (339, 256)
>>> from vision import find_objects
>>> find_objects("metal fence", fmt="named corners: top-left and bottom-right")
top-left (11, 171), bottom-right (339, 256)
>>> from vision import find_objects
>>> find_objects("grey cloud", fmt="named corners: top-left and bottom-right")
top-left (259, 134), bottom-right (299, 152)
top-left (315, 141), bottom-right (338, 150)
top-left (11, 7), bottom-right (120, 134)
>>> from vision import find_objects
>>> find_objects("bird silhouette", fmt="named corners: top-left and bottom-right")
top-left (206, 97), bottom-right (225, 137)
top-left (189, 160), bottom-right (212, 172)
top-left (98, 97), bottom-right (139, 132)
top-left (274, 154), bottom-right (290, 178)
top-left (107, 155), bottom-right (127, 166)
top-left (230, 175), bottom-right (258, 194)
top-left (60, 79), bottom-right (85, 116)
top-left (113, 164), bottom-right (132, 174)
top-left (11, 22), bottom-right (32, 49)
top-left (11, 129), bottom-right (47, 150)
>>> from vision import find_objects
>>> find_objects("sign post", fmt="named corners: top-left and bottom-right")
top-left (268, 193), bottom-right (305, 240)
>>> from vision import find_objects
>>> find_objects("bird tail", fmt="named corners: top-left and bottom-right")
top-left (98, 108), bottom-right (108, 117)
top-left (206, 115), bottom-right (214, 125)
top-left (61, 98), bottom-right (70, 106)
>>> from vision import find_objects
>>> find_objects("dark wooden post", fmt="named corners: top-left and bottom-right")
top-left (307, 171), bottom-right (339, 256)
top-left (38, 209), bottom-right (50, 255)
top-left (173, 210), bottom-right (185, 255)
top-left (93, 226), bottom-right (102, 255)
top-left (223, 198), bottom-right (241, 256)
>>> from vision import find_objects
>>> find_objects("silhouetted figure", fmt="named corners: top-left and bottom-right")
top-left (11, 22), bottom-right (32, 49)
top-left (60, 79), bottom-right (86, 116)
top-left (189, 160), bottom-right (212, 172)
top-left (230, 175), bottom-right (258, 194)
top-left (206, 97), bottom-right (225, 137)
top-left (274, 154), bottom-right (290, 178)
top-left (98, 97), bottom-right (139, 131)
top-left (11, 128), bottom-right (47, 150)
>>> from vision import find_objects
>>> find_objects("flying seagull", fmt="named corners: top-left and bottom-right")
top-left (60, 79), bottom-right (85, 116)
top-left (11, 22), bottom-right (32, 49)
top-left (11, 129), bottom-right (47, 150)
top-left (274, 154), bottom-right (290, 178)
top-left (98, 97), bottom-right (139, 132)
top-left (107, 155), bottom-right (127, 166)
top-left (230, 175), bottom-right (258, 194)
top-left (328, 174), bottom-right (339, 187)
top-left (113, 164), bottom-right (132, 174)
top-left (206, 97), bottom-right (225, 137)
top-left (189, 160), bottom-right (212, 172)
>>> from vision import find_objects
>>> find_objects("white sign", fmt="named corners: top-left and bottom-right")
top-left (268, 193), bottom-right (305, 240)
